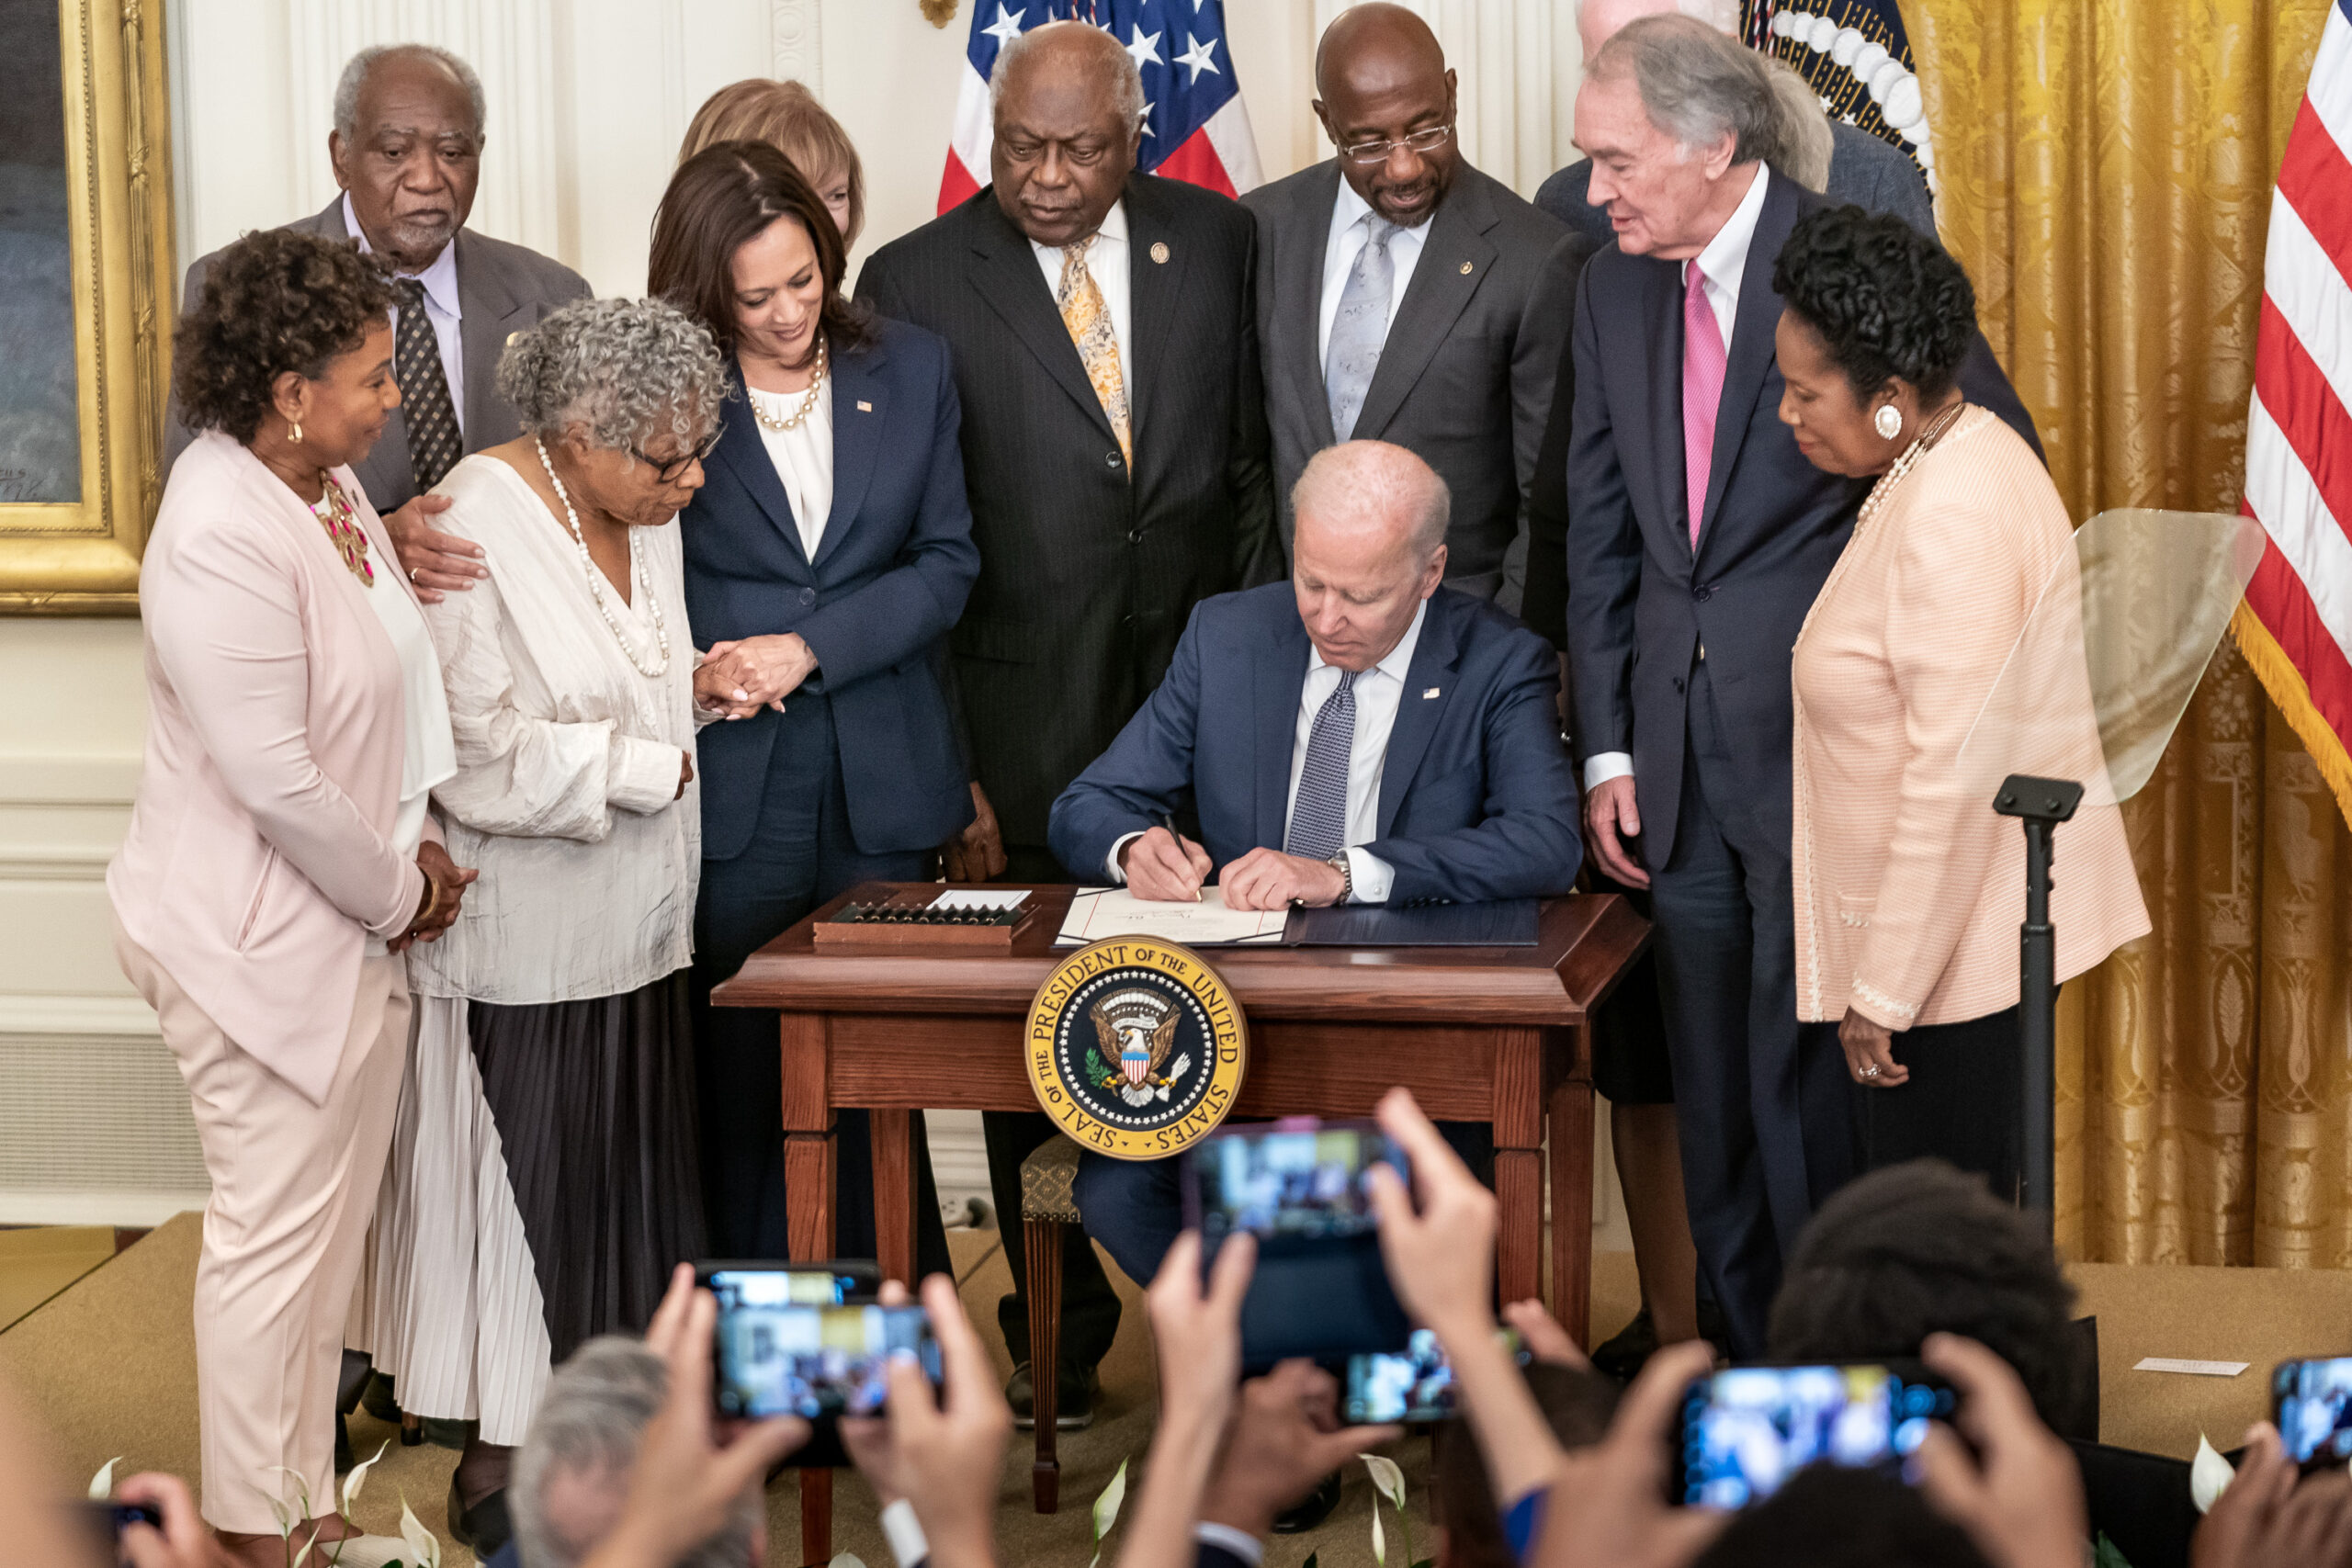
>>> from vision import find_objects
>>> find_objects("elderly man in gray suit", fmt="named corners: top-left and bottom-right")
top-left (164, 44), bottom-right (588, 599)
top-left (1538, 0), bottom-right (1937, 240)
top-left (1244, 3), bottom-right (1589, 611)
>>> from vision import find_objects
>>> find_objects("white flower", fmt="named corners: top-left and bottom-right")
top-left (2191, 1435), bottom-right (2235, 1514)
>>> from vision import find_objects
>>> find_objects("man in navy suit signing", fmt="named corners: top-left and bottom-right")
top-left (1049, 439), bottom-right (1583, 1287)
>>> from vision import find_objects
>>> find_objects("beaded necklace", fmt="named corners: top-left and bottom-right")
top-left (1855, 400), bottom-right (1971, 533)
top-left (308, 475), bottom-right (376, 586)
top-left (535, 438), bottom-right (671, 680)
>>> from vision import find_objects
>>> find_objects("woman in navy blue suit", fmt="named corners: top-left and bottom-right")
top-left (651, 141), bottom-right (978, 1272)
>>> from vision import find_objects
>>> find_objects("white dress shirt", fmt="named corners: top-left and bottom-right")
top-left (1583, 164), bottom-right (1770, 793)
top-left (1030, 199), bottom-right (1132, 374)
top-left (409, 454), bottom-right (702, 1005)
top-left (747, 378), bottom-right (835, 561)
top-left (345, 191), bottom-right (467, 434)
top-left (1106, 602), bottom-right (1426, 905)
top-left (1316, 177), bottom-right (1433, 365)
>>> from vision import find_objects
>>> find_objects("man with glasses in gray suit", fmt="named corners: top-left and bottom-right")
top-left (165, 43), bottom-right (589, 601)
top-left (1242, 3), bottom-right (1590, 614)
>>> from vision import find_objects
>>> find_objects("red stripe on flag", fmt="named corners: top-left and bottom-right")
top-left (1149, 128), bottom-right (1239, 198)
top-left (2242, 525), bottom-right (2352, 742)
top-left (2255, 295), bottom-right (2352, 547)
top-left (2277, 97), bottom-right (2352, 288)
top-left (937, 154), bottom-right (982, 217)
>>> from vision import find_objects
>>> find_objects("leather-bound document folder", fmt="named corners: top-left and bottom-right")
top-left (1282, 898), bottom-right (1542, 946)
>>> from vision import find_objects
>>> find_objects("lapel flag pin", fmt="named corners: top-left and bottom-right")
top-left (857, 400), bottom-right (874, 412)
top-left (1151, 242), bottom-right (1170, 264)
top-left (1423, 686), bottom-right (1441, 699)
top-left (1459, 262), bottom-right (1474, 275)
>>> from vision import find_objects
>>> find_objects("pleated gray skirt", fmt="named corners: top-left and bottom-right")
top-left (356, 973), bottom-right (705, 1444)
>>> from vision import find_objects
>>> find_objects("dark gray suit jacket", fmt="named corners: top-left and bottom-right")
top-left (855, 178), bottom-right (1280, 850)
top-left (1242, 161), bottom-right (1583, 604)
top-left (1562, 170), bottom-right (2039, 868)
top-left (1536, 122), bottom-right (1935, 243)
top-left (162, 198), bottom-right (590, 513)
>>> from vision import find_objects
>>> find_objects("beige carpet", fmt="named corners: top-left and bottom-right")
top-left (0, 1214), bottom-right (1641, 1567)
top-left (16, 1214), bottom-right (2327, 1567)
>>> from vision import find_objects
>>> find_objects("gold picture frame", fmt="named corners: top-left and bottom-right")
top-left (0, 0), bottom-right (175, 613)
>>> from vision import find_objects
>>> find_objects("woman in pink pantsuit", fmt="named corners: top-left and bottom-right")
top-left (107, 229), bottom-right (473, 1567)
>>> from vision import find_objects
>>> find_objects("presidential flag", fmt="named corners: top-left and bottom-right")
top-left (1744, 1), bottom-right (1937, 194)
top-left (2237, 0), bottom-right (2352, 827)
top-left (938, 0), bottom-right (1262, 214)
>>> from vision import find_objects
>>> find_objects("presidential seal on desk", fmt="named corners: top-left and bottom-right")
top-left (1025, 937), bottom-right (1249, 1160)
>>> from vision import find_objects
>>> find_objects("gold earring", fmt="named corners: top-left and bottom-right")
top-left (288, 419), bottom-right (304, 446)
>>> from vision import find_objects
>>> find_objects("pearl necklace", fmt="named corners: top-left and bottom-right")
top-left (1856, 400), bottom-right (1971, 533)
top-left (535, 438), bottom-right (670, 679)
top-left (747, 336), bottom-right (830, 433)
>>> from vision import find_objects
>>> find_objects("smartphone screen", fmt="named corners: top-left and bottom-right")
top-left (1183, 1120), bottom-right (1412, 1365)
top-left (1193, 1122), bottom-right (1397, 1248)
top-left (708, 1289), bottom-right (940, 1421)
top-left (1674, 1364), bottom-right (1952, 1509)
top-left (1344, 1327), bottom-right (1526, 1423)
top-left (2274, 1358), bottom-right (2352, 1468)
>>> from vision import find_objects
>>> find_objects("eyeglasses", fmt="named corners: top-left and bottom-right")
top-left (630, 429), bottom-right (722, 483)
top-left (1340, 123), bottom-right (1453, 166)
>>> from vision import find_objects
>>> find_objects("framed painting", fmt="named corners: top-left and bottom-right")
top-left (0, 0), bottom-right (173, 612)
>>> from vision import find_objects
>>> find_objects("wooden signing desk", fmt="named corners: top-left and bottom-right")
top-left (715, 884), bottom-right (1646, 1562)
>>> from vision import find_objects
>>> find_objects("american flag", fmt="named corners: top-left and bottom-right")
top-left (938, 0), bottom-right (1263, 214)
top-left (2240, 0), bottom-right (2352, 827)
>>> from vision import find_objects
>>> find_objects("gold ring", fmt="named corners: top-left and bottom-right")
top-left (409, 566), bottom-right (421, 583)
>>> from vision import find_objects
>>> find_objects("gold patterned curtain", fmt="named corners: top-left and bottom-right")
top-left (1912, 0), bottom-right (2352, 1268)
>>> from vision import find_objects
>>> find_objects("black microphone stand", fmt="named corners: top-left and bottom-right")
top-left (1992, 774), bottom-right (2084, 1216)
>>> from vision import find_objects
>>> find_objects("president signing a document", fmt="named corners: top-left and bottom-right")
top-left (1047, 440), bottom-right (1583, 1291)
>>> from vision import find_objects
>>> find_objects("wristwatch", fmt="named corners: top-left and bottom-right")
top-left (1327, 850), bottom-right (1353, 905)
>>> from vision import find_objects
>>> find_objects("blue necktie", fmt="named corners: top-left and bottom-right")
top-left (1286, 670), bottom-right (1357, 862)
top-left (1324, 218), bottom-right (1396, 441)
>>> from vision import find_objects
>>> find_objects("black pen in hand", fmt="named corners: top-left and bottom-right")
top-left (1159, 811), bottom-right (1203, 902)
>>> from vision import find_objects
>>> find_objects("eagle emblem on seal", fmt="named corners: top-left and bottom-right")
top-left (1086, 987), bottom-right (1192, 1107)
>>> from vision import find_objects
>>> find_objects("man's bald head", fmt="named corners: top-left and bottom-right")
top-left (989, 21), bottom-right (1144, 248)
top-left (1574, 0), bottom-right (1738, 60)
top-left (1312, 4), bottom-right (1461, 228)
top-left (1291, 442), bottom-right (1450, 673)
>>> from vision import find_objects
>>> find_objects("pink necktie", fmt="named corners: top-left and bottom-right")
top-left (1682, 264), bottom-right (1727, 547)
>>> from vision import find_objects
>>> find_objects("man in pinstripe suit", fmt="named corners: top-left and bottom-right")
top-left (855, 20), bottom-right (1279, 1427)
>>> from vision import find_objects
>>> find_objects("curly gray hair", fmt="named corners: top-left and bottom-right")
top-left (332, 44), bottom-right (486, 141)
top-left (990, 20), bottom-right (1147, 133)
top-left (495, 297), bottom-right (727, 454)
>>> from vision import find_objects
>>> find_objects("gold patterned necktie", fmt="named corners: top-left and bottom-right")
top-left (1057, 237), bottom-right (1131, 472)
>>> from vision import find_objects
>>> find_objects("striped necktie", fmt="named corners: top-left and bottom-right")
top-left (1057, 238), bottom-right (1132, 470)
top-left (1285, 670), bottom-right (1357, 863)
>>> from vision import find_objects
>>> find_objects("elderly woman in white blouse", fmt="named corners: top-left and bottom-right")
top-left (358, 297), bottom-right (745, 1553)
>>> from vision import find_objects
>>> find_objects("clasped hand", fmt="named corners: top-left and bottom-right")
top-left (693, 635), bottom-right (817, 720)
top-left (1120, 828), bottom-right (1345, 909)
top-left (390, 840), bottom-right (476, 954)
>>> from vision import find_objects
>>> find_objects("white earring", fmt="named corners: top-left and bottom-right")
top-left (1873, 404), bottom-right (1903, 440)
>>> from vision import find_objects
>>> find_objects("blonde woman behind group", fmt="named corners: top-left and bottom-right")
top-left (677, 78), bottom-right (865, 246)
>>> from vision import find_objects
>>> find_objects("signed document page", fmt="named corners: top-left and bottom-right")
top-left (1054, 886), bottom-right (1290, 947)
